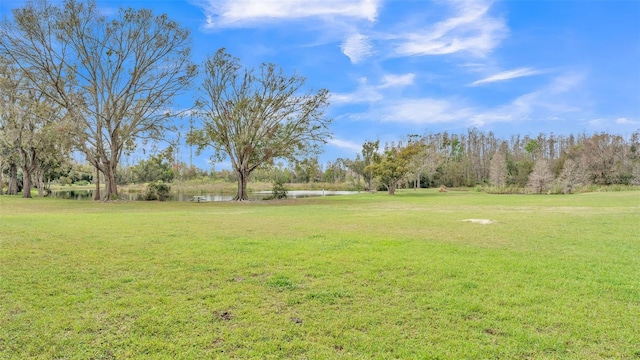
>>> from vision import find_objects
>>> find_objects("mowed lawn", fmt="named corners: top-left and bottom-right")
top-left (1, 190), bottom-right (639, 359)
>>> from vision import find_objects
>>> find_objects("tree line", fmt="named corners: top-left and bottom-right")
top-left (247, 129), bottom-right (639, 194)
top-left (357, 130), bottom-right (640, 194)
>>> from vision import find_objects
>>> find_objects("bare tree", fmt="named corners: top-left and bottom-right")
top-left (556, 158), bottom-right (587, 194)
top-left (0, 0), bottom-right (196, 200)
top-left (406, 137), bottom-right (441, 190)
top-left (580, 133), bottom-right (625, 185)
top-left (489, 150), bottom-right (507, 187)
top-left (188, 49), bottom-right (331, 201)
top-left (526, 159), bottom-right (554, 194)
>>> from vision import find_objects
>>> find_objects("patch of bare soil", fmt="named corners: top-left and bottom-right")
top-left (462, 218), bottom-right (495, 224)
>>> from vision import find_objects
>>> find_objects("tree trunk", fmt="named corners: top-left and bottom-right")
top-left (234, 169), bottom-right (249, 201)
top-left (93, 165), bottom-right (101, 201)
top-left (388, 181), bottom-right (397, 195)
top-left (0, 163), bottom-right (3, 195)
top-left (36, 170), bottom-right (45, 197)
top-left (8, 163), bottom-right (18, 195)
top-left (22, 165), bottom-right (32, 198)
top-left (20, 147), bottom-right (37, 198)
top-left (105, 167), bottom-right (118, 200)
top-left (99, 158), bottom-right (119, 201)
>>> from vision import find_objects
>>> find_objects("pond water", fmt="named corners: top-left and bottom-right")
top-left (49, 189), bottom-right (359, 202)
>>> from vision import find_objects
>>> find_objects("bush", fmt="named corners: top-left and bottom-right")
top-left (265, 179), bottom-right (288, 200)
top-left (144, 181), bottom-right (171, 201)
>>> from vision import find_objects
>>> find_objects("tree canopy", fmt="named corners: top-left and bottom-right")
top-left (369, 140), bottom-right (422, 195)
top-left (188, 48), bottom-right (331, 200)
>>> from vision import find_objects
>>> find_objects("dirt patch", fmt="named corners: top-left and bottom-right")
top-left (462, 219), bottom-right (495, 225)
top-left (214, 310), bottom-right (233, 321)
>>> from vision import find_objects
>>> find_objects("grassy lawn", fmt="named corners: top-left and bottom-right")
top-left (1, 190), bottom-right (639, 359)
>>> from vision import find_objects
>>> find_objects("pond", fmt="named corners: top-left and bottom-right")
top-left (49, 189), bottom-right (359, 202)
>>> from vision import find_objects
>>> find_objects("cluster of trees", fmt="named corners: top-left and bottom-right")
top-left (0, 0), bottom-right (330, 201)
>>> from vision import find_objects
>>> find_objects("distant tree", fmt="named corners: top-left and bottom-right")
top-left (407, 138), bottom-right (441, 189)
top-left (361, 140), bottom-right (380, 191)
top-left (525, 139), bottom-right (541, 160)
top-left (323, 159), bottom-right (346, 183)
top-left (369, 141), bottom-right (422, 195)
top-left (556, 158), bottom-right (587, 194)
top-left (294, 157), bottom-right (322, 183)
top-left (489, 151), bottom-right (507, 187)
top-left (188, 49), bottom-right (331, 200)
top-left (0, 0), bottom-right (196, 200)
top-left (131, 148), bottom-right (175, 184)
top-left (580, 133), bottom-right (625, 185)
top-left (526, 159), bottom-right (554, 194)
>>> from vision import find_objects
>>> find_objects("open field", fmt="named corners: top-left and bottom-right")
top-left (1, 190), bottom-right (639, 359)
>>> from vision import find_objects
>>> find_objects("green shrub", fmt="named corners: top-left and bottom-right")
top-left (271, 179), bottom-right (288, 200)
top-left (144, 181), bottom-right (171, 201)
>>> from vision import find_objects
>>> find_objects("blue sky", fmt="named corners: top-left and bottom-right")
top-left (2, 0), bottom-right (639, 170)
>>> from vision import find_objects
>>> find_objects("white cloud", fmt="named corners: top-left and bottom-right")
top-left (340, 72), bottom-right (587, 129)
top-left (393, 0), bottom-right (507, 57)
top-left (471, 67), bottom-right (545, 86)
top-left (616, 117), bottom-right (640, 125)
top-left (379, 73), bottom-right (415, 88)
top-left (328, 138), bottom-right (362, 153)
top-left (469, 72), bottom-right (585, 125)
top-left (331, 77), bottom-right (383, 103)
top-left (375, 98), bottom-right (475, 125)
top-left (341, 34), bottom-right (373, 64)
top-left (331, 73), bottom-right (416, 104)
top-left (197, 0), bottom-right (380, 29)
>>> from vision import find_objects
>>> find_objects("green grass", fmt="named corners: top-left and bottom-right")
top-left (1, 190), bottom-right (639, 359)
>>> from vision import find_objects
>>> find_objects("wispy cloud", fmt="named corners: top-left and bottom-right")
top-left (331, 73), bottom-right (416, 104)
top-left (341, 33), bottom-right (373, 64)
top-left (331, 77), bottom-right (384, 104)
top-left (470, 67), bottom-right (545, 86)
top-left (616, 117), bottom-right (640, 126)
top-left (340, 72), bottom-right (587, 129)
top-left (379, 73), bottom-right (415, 88)
top-left (375, 98), bottom-right (474, 125)
top-left (392, 0), bottom-right (507, 58)
top-left (469, 72), bottom-right (585, 126)
top-left (328, 138), bottom-right (362, 153)
top-left (196, 0), bottom-right (380, 29)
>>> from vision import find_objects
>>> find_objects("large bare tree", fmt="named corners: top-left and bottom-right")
top-left (0, 0), bottom-right (196, 200)
top-left (189, 49), bottom-right (331, 201)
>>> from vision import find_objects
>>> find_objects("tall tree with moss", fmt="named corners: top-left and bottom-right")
top-left (0, 56), bottom-right (71, 198)
top-left (0, 0), bottom-right (196, 200)
top-left (188, 49), bottom-right (331, 201)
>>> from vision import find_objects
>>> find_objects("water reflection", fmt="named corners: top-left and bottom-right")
top-left (49, 189), bottom-right (358, 201)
